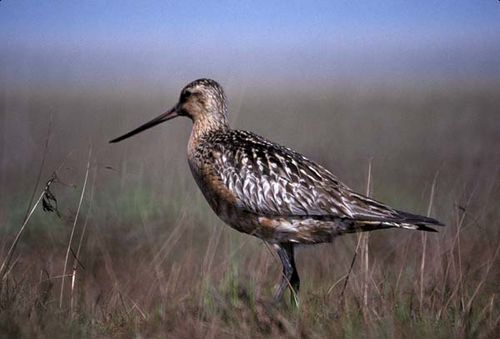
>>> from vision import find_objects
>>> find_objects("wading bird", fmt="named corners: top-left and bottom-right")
top-left (110, 79), bottom-right (443, 303)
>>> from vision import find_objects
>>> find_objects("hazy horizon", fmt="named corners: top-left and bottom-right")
top-left (2, 1), bottom-right (500, 91)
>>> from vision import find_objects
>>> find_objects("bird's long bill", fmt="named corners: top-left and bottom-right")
top-left (109, 107), bottom-right (178, 143)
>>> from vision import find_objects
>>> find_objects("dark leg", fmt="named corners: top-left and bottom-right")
top-left (273, 243), bottom-right (300, 303)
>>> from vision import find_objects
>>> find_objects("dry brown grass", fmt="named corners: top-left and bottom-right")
top-left (1, 83), bottom-right (499, 337)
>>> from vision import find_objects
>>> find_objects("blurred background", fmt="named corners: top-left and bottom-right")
top-left (1, 1), bottom-right (499, 189)
top-left (0, 1), bottom-right (499, 337)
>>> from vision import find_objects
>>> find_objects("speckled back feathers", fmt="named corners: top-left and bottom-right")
top-left (191, 129), bottom-right (441, 228)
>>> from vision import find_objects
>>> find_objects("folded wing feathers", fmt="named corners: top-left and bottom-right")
top-left (209, 130), bottom-right (443, 230)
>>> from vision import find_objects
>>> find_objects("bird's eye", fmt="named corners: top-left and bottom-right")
top-left (183, 90), bottom-right (192, 98)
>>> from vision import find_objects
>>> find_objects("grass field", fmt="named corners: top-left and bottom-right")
top-left (1, 82), bottom-right (499, 337)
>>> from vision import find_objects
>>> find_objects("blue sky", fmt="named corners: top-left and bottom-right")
top-left (2, 1), bottom-right (500, 88)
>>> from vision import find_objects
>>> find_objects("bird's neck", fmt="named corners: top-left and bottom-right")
top-left (188, 114), bottom-right (229, 154)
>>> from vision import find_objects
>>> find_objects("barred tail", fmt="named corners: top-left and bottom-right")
top-left (346, 210), bottom-right (444, 234)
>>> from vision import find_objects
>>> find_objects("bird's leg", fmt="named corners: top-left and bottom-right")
top-left (273, 243), bottom-right (300, 305)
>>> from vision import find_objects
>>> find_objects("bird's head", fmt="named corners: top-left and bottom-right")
top-left (109, 78), bottom-right (228, 143)
top-left (177, 78), bottom-right (228, 121)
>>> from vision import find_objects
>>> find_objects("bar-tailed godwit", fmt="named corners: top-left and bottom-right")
top-left (110, 79), bottom-right (443, 302)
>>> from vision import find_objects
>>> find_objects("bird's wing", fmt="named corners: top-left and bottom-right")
top-left (208, 130), bottom-right (441, 226)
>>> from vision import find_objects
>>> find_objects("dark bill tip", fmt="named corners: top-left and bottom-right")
top-left (109, 107), bottom-right (178, 143)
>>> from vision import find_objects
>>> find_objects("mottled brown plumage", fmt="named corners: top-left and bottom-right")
top-left (110, 78), bottom-right (444, 302)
